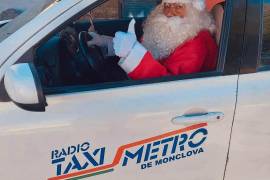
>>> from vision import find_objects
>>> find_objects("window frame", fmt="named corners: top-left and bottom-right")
top-left (239, 0), bottom-right (269, 73)
top-left (258, 1), bottom-right (270, 71)
top-left (222, 0), bottom-right (247, 75)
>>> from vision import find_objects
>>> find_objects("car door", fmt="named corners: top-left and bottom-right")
top-left (0, 74), bottom-right (237, 180)
top-left (0, 0), bottom-right (244, 180)
top-left (225, 1), bottom-right (270, 180)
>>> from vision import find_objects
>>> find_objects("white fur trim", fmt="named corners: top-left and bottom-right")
top-left (118, 42), bottom-right (147, 74)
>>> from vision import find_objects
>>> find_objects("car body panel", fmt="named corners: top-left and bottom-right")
top-left (0, 75), bottom-right (238, 180)
top-left (225, 72), bottom-right (270, 180)
top-left (3, 0), bottom-right (266, 179)
top-left (224, 1), bottom-right (270, 179)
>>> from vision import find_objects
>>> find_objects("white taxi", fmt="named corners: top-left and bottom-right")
top-left (0, 0), bottom-right (269, 180)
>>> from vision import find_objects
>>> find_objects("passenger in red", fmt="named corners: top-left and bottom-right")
top-left (90, 0), bottom-right (218, 80)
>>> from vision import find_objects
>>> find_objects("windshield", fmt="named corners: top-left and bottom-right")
top-left (0, 0), bottom-right (57, 42)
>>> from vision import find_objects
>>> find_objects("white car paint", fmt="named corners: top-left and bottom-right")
top-left (225, 71), bottom-right (270, 180)
top-left (0, 75), bottom-right (238, 180)
top-left (0, 0), bottom-right (269, 180)
top-left (4, 63), bottom-right (39, 104)
top-left (0, 0), bottom-right (236, 179)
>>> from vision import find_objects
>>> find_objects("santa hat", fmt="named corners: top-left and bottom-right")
top-left (162, 0), bottom-right (206, 11)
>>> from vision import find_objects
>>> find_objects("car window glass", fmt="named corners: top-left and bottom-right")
top-left (260, 1), bottom-right (270, 67)
top-left (34, 0), bottom-right (128, 88)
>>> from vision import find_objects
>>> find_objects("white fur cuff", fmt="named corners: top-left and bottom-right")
top-left (118, 42), bottom-right (147, 74)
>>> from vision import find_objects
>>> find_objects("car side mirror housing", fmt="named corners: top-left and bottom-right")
top-left (4, 63), bottom-right (47, 112)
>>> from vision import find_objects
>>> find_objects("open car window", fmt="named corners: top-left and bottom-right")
top-left (32, 0), bottom-right (230, 95)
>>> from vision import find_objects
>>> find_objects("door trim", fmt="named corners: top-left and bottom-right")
top-left (240, 0), bottom-right (264, 74)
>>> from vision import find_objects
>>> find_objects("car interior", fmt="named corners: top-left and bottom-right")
top-left (33, 0), bottom-right (226, 89)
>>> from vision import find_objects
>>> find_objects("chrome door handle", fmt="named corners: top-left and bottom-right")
top-left (171, 112), bottom-right (224, 124)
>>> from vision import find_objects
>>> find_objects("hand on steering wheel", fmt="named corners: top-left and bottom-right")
top-left (87, 32), bottom-right (114, 57)
top-left (78, 31), bottom-right (105, 74)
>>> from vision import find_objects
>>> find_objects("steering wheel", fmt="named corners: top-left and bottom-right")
top-left (78, 31), bottom-right (129, 82)
top-left (78, 31), bottom-right (105, 75)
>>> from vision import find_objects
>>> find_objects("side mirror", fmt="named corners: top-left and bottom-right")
top-left (4, 63), bottom-right (47, 112)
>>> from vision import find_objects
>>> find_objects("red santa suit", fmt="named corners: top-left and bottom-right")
top-left (118, 30), bottom-right (218, 80)
top-left (113, 0), bottom-right (218, 80)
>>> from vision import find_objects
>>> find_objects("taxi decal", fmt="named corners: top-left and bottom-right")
top-left (49, 123), bottom-right (207, 180)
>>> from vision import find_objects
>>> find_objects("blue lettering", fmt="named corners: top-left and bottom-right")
top-left (83, 147), bottom-right (105, 166)
top-left (59, 148), bottom-right (67, 158)
top-left (192, 149), bottom-right (199, 154)
top-left (51, 150), bottom-right (59, 160)
top-left (144, 143), bottom-right (152, 161)
top-left (169, 156), bottom-right (175, 162)
top-left (155, 159), bottom-right (163, 166)
top-left (122, 146), bottom-right (144, 166)
top-left (163, 157), bottom-right (169, 163)
top-left (176, 154), bottom-right (181, 159)
top-left (161, 137), bottom-right (174, 156)
top-left (68, 146), bottom-right (77, 155)
top-left (188, 128), bottom-right (208, 148)
top-left (51, 158), bottom-right (65, 176)
top-left (81, 142), bottom-right (90, 152)
top-left (150, 141), bottom-right (160, 160)
top-left (187, 151), bottom-right (192, 156)
top-left (182, 152), bottom-right (186, 158)
top-left (178, 134), bottom-right (188, 152)
top-left (171, 135), bottom-right (179, 154)
top-left (198, 147), bottom-right (204, 153)
top-left (63, 155), bottom-right (88, 174)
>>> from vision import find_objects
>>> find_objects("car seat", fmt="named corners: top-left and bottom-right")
top-left (35, 35), bottom-right (62, 87)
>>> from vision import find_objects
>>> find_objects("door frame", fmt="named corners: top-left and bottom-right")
top-left (240, 0), bottom-right (264, 73)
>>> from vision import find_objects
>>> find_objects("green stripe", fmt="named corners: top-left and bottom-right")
top-left (67, 169), bottom-right (114, 180)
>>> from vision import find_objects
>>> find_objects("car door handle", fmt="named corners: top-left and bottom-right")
top-left (171, 112), bottom-right (224, 124)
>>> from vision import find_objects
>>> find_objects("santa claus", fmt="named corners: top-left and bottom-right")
top-left (89, 0), bottom-right (218, 80)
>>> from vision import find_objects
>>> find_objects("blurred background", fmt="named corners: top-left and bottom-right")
top-left (0, 0), bottom-right (162, 20)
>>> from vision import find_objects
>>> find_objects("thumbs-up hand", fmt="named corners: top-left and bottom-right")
top-left (127, 18), bottom-right (136, 34)
top-left (113, 19), bottom-right (137, 58)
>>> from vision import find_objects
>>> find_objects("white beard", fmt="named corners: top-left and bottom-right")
top-left (142, 4), bottom-right (215, 60)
